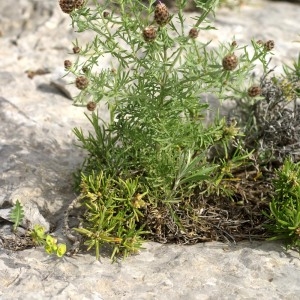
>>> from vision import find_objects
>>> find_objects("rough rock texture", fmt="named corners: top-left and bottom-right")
top-left (0, 0), bottom-right (300, 299)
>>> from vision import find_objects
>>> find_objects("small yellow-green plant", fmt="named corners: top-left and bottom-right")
top-left (30, 225), bottom-right (67, 257)
top-left (10, 200), bottom-right (66, 257)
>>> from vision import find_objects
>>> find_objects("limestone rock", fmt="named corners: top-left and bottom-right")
top-left (0, 1), bottom-right (300, 299)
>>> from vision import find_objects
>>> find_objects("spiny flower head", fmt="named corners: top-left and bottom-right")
top-left (222, 53), bottom-right (238, 71)
top-left (143, 26), bottom-right (157, 42)
top-left (248, 85), bottom-right (262, 97)
top-left (59, 0), bottom-right (84, 14)
top-left (154, 2), bottom-right (170, 26)
top-left (75, 75), bottom-right (89, 90)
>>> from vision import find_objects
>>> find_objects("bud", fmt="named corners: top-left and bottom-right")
top-left (64, 60), bottom-right (72, 69)
top-left (87, 101), bottom-right (96, 111)
top-left (264, 40), bottom-right (275, 52)
top-left (154, 2), bottom-right (170, 26)
top-left (75, 76), bottom-right (89, 90)
top-left (59, 0), bottom-right (84, 14)
top-left (103, 11), bottom-right (110, 18)
top-left (222, 53), bottom-right (238, 71)
top-left (73, 46), bottom-right (80, 54)
top-left (188, 28), bottom-right (199, 39)
top-left (247, 85), bottom-right (262, 97)
top-left (142, 26), bottom-right (157, 42)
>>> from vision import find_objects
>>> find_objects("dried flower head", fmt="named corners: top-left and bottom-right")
top-left (73, 46), bottom-right (81, 54)
top-left (188, 28), bottom-right (199, 39)
top-left (82, 66), bottom-right (89, 73)
top-left (59, 0), bottom-right (84, 14)
top-left (247, 85), bottom-right (262, 97)
top-left (142, 26), bottom-right (157, 42)
top-left (222, 53), bottom-right (238, 71)
top-left (231, 40), bottom-right (237, 47)
top-left (87, 101), bottom-right (96, 111)
top-left (75, 76), bottom-right (89, 90)
top-left (103, 11), bottom-right (110, 18)
top-left (154, 2), bottom-right (170, 26)
top-left (264, 40), bottom-right (275, 52)
top-left (64, 60), bottom-right (72, 69)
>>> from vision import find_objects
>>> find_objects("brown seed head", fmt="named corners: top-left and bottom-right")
top-left (87, 101), bottom-right (96, 111)
top-left (64, 60), bottom-right (72, 69)
top-left (154, 2), bottom-right (170, 26)
top-left (73, 46), bottom-right (80, 54)
top-left (222, 53), bottom-right (238, 71)
top-left (264, 40), bottom-right (275, 51)
top-left (59, 0), bottom-right (84, 14)
top-left (189, 28), bottom-right (199, 39)
top-left (75, 76), bottom-right (89, 90)
top-left (82, 66), bottom-right (89, 73)
top-left (103, 11), bottom-right (110, 18)
top-left (256, 40), bottom-right (264, 46)
top-left (247, 85), bottom-right (262, 97)
top-left (142, 26), bottom-right (157, 42)
top-left (231, 40), bottom-right (237, 47)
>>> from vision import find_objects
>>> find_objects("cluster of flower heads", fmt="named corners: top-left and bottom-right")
top-left (143, 2), bottom-right (199, 42)
top-left (142, 2), bottom-right (169, 42)
top-left (59, 1), bottom-right (275, 110)
top-left (59, 0), bottom-right (84, 14)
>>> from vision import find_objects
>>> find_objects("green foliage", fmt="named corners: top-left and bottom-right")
top-left (10, 199), bottom-right (24, 232)
top-left (61, 0), bottom-right (296, 260)
top-left (264, 159), bottom-right (300, 252)
top-left (29, 225), bottom-right (67, 257)
top-left (75, 171), bottom-right (148, 261)
top-left (9, 200), bottom-right (66, 257)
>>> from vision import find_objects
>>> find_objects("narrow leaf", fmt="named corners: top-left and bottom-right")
top-left (10, 200), bottom-right (25, 231)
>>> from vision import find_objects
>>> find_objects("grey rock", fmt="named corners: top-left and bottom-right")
top-left (0, 0), bottom-right (300, 299)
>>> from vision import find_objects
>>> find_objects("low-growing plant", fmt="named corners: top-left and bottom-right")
top-left (74, 171), bottom-right (148, 260)
top-left (9, 200), bottom-right (66, 257)
top-left (59, 0), bottom-right (300, 260)
top-left (29, 225), bottom-right (67, 257)
top-left (264, 158), bottom-right (300, 252)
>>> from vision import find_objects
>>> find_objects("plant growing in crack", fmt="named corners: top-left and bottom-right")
top-left (59, 0), bottom-right (300, 260)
